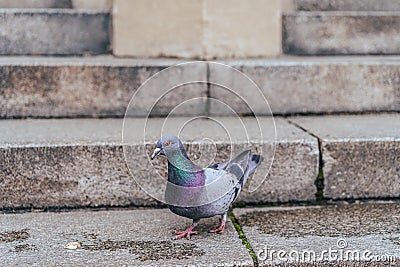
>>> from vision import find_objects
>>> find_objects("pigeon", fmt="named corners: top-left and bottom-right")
top-left (151, 135), bottom-right (262, 240)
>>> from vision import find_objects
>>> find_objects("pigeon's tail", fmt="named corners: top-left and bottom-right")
top-left (240, 152), bottom-right (263, 188)
top-left (248, 153), bottom-right (263, 175)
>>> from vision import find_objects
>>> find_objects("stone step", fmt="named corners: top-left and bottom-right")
top-left (296, 0), bottom-right (400, 11)
top-left (0, 0), bottom-right (71, 8)
top-left (284, 12), bottom-right (400, 55)
top-left (1, 56), bottom-right (399, 118)
top-left (234, 201), bottom-right (400, 266)
top-left (0, 116), bottom-right (318, 209)
top-left (0, 208), bottom-right (253, 266)
top-left (1, 114), bottom-right (399, 210)
top-left (289, 113), bottom-right (400, 200)
top-left (0, 9), bottom-right (109, 55)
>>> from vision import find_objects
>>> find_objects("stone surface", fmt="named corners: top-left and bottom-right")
top-left (234, 202), bottom-right (400, 266)
top-left (209, 56), bottom-right (400, 115)
top-left (72, 0), bottom-right (112, 10)
top-left (202, 0), bottom-right (283, 58)
top-left (113, 0), bottom-right (285, 59)
top-left (0, 9), bottom-right (109, 55)
top-left (2, 56), bottom-right (399, 118)
top-left (296, 0), bottom-right (400, 11)
top-left (290, 114), bottom-right (400, 199)
top-left (0, 57), bottom-right (207, 118)
top-left (113, 0), bottom-right (203, 58)
top-left (237, 118), bottom-right (318, 203)
top-left (0, 0), bottom-right (71, 8)
top-left (0, 209), bottom-right (253, 266)
top-left (284, 12), bottom-right (400, 55)
top-left (0, 117), bottom-right (317, 209)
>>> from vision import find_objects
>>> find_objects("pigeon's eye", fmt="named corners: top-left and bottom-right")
top-left (164, 141), bottom-right (171, 147)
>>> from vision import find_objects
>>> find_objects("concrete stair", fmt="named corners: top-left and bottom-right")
top-left (1, 56), bottom-right (399, 118)
top-left (0, 0), bottom-right (72, 8)
top-left (1, 113), bottom-right (398, 210)
top-left (0, 9), bottom-right (109, 55)
top-left (0, 3), bottom-right (399, 266)
top-left (296, 0), bottom-right (400, 11)
top-left (284, 0), bottom-right (400, 55)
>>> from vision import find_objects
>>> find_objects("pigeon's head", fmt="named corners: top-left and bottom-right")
top-left (151, 135), bottom-right (185, 160)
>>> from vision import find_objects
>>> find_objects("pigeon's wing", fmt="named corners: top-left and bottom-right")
top-left (208, 150), bottom-right (251, 172)
top-left (206, 150), bottom-right (263, 199)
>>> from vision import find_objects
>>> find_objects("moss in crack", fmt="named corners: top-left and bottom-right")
top-left (315, 138), bottom-right (325, 200)
top-left (229, 210), bottom-right (258, 267)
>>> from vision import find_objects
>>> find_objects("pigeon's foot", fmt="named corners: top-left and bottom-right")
top-left (173, 229), bottom-right (198, 240)
top-left (209, 221), bottom-right (225, 234)
top-left (210, 213), bottom-right (227, 234)
top-left (173, 222), bottom-right (199, 240)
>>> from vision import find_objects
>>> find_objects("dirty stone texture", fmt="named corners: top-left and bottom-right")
top-left (0, 57), bottom-right (207, 118)
top-left (0, 209), bottom-right (253, 266)
top-left (209, 57), bottom-right (400, 115)
top-left (0, 9), bottom-right (109, 55)
top-left (0, 229), bottom-right (30, 242)
top-left (0, 116), bottom-right (316, 208)
top-left (290, 114), bottom-right (400, 199)
top-left (296, 0), bottom-right (400, 11)
top-left (237, 118), bottom-right (318, 203)
top-left (0, 145), bottom-right (158, 208)
top-left (234, 202), bottom-right (400, 266)
top-left (262, 260), bottom-right (399, 267)
top-left (0, 0), bottom-right (71, 8)
top-left (284, 12), bottom-right (400, 55)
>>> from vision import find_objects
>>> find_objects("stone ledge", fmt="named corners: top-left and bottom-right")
top-left (290, 113), bottom-right (400, 199)
top-left (0, 0), bottom-right (71, 8)
top-left (284, 12), bottom-right (400, 55)
top-left (1, 56), bottom-right (399, 118)
top-left (0, 9), bottom-right (109, 55)
top-left (0, 117), bottom-right (318, 209)
top-left (296, 0), bottom-right (400, 11)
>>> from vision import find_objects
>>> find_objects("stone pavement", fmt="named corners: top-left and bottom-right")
top-left (0, 208), bottom-right (253, 266)
top-left (2, 202), bottom-right (400, 266)
top-left (234, 202), bottom-right (400, 266)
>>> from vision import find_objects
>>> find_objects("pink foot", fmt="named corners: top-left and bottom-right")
top-left (209, 221), bottom-right (225, 234)
top-left (173, 224), bottom-right (198, 240)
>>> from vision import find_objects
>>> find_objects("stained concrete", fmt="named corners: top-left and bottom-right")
top-left (0, 209), bottom-right (253, 266)
top-left (0, 57), bottom-right (207, 118)
top-left (209, 56), bottom-right (400, 115)
top-left (0, 117), bottom-right (317, 209)
top-left (0, 9), bottom-right (109, 55)
top-left (2, 56), bottom-right (400, 118)
top-left (0, 0), bottom-right (71, 8)
top-left (296, 0), bottom-right (400, 11)
top-left (234, 202), bottom-right (400, 266)
top-left (290, 113), bottom-right (400, 199)
top-left (284, 12), bottom-right (400, 55)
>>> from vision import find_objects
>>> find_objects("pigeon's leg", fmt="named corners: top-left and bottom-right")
top-left (210, 213), bottom-right (227, 234)
top-left (173, 219), bottom-right (200, 240)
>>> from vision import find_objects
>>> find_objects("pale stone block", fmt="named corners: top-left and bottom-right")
top-left (203, 0), bottom-right (282, 58)
top-left (113, 0), bottom-right (203, 58)
top-left (72, 0), bottom-right (112, 10)
top-left (113, 0), bottom-right (287, 58)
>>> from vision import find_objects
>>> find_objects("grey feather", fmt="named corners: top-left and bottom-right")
top-left (162, 141), bottom-right (263, 220)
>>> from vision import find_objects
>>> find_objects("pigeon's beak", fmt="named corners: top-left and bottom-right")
top-left (151, 147), bottom-right (162, 160)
